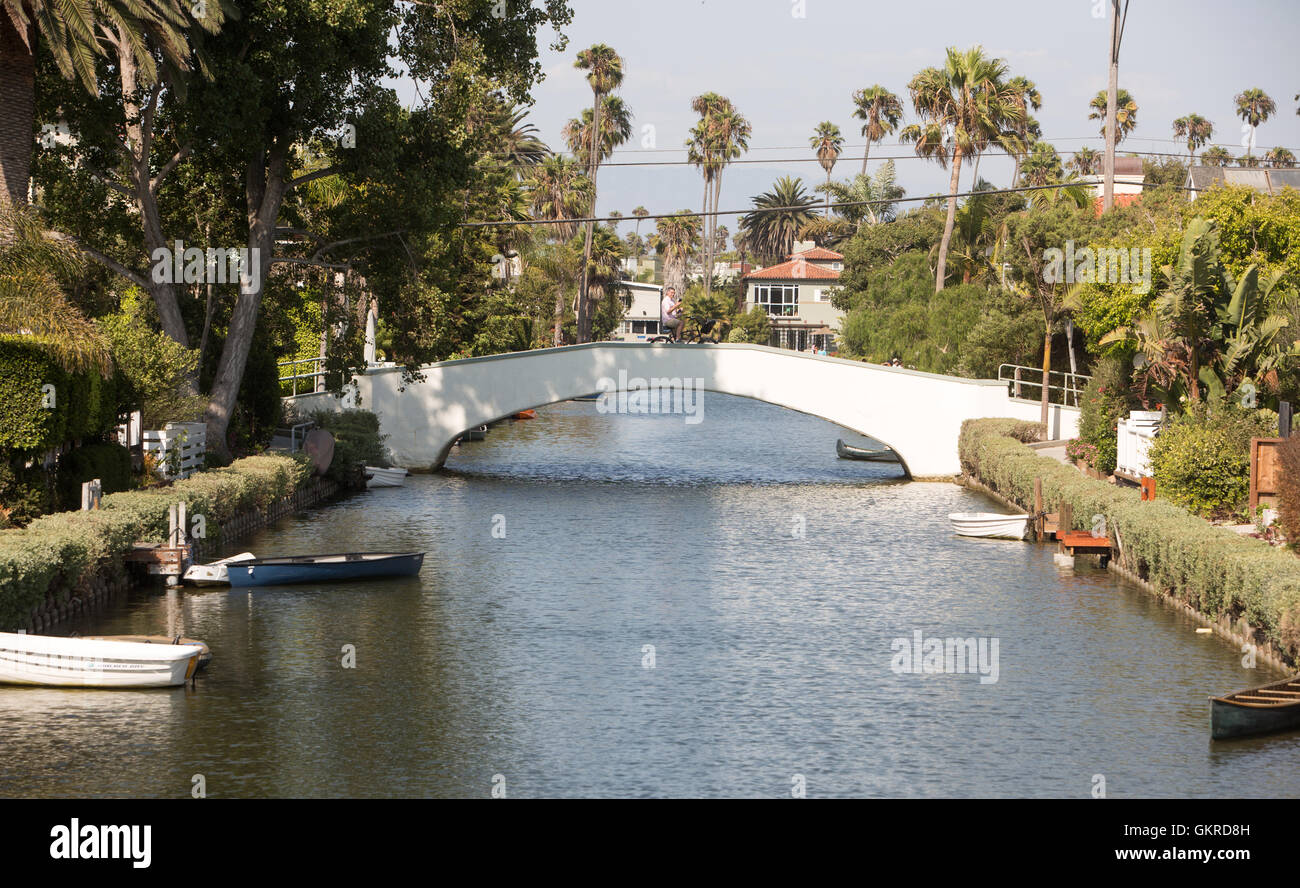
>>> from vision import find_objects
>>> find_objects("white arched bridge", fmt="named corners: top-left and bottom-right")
top-left (301, 343), bottom-right (1078, 479)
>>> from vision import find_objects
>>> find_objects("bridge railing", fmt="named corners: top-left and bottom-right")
top-left (279, 357), bottom-right (327, 398)
top-left (998, 363), bottom-right (1091, 408)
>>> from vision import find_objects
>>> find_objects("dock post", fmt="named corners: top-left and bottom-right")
top-left (1033, 479), bottom-right (1043, 541)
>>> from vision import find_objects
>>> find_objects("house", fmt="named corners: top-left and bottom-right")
top-left (1082, 156), bottom-right (1145, 213)
top-left (741, 243), bottom-right (844, 352)
top-left (611, 280), bottom-right (665, 341)
top-left (1185, 165), bottom-right (1300, 200)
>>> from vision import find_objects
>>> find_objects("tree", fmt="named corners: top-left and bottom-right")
top-left (818, 160), bottom-right (904, 229)
top-left (498, 104), bottom-right (550, 174)
top-left (528, 156), bottom-right (593, 345)
top-left (687, 93), bottom-right (750, 298)
top-left (1003, 76), bottom-right (1041, 189)
top-left (851, 85), bottom-right (903, 175)
top-left (655, 210), bottom-right (700, 296)
top-left (0, 0), bottom-right (224, 207)
top-left (1069, 146), bottom-right (1102, 176)
top-left (1089, 88), bottom-right (1138, 143)
top-left (573, 43), bottom-right (625, 344)
top-left (1265, 146), bottom-right (1297, 169)
top-left (809, 122), bottom-right (844, 215)
top-left (562, 97), bottom-right (633, 168)
top-left (738, 176), bottom-right (817, 266)
top-left (1172, 113), bottom-right (1214, 163)
top-left (900, 45), bottom-right (1026, 293)
top-left (1234, 88), bottom-right (1276, 158)
top-left (1201, 145), bottom-right (1232, 167)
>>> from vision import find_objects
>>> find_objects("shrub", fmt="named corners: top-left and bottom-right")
top-left (0, 337), bottom-right (123, 454)
top-left (1148, 402), bottom-right (1278, 521)
top-left (1278, 435), bottom-right (1300, 549)
top-left (0, 461), bottom-right (52, 528)
top-left (54, 442), bottom-right (133, 510)
top-left (1076, 356), bottom-right (1137, 475)
top-left (307, 409), bottom-right (388, 480)
top-left (961, 418), bottom-right (1300, 662)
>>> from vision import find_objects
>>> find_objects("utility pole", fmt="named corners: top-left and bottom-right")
top-left (1103, 0), bottom-right (1129, 213)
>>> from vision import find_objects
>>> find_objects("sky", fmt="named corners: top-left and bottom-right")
top-left (485, 0), bottom-right (1300, 235)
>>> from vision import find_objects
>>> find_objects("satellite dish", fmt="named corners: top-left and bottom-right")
top-left (304, 429), bottom-right (335, 475)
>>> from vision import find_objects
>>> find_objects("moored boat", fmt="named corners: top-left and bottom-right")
top-left (83, 635), bottom-right (212, 671)
top-left (1211, 675), bottom-right (1300, 740)
top-left (225, 552), bottom-right (425, 588)
top-left (0, 632), bottom-right (204, 688)
top-left (948, 512), bottom-right (1030, 540)
top-left (365, 466), bottom-right (409, 488)
top-left (183, 552), bottom-right (256, 586)
top-left (836, 438), bottom-right (899, 462)
top-left (513, 409), bottom-right (537, 420)
top-left (458, 426), bottom-right (488, 442)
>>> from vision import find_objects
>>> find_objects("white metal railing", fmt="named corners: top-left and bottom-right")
top-left (998, 364), bottom-right (1092, 407)
top-left (1116, 410), bottom-right (1163, 478)
top-left (279, 357), bottom-right (327, 397)
top-left (288, 421), bottom-right (315, 453)
top-left (143, 422), bottom-right (206, 480)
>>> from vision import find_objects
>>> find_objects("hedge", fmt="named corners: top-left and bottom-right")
top-left (960, 418), bottom-right (1300, 663)
top-left (54, 442), bottom-right (133, 510)
top-left (0, 453), bottom-right (313, 629)
top-left (0, 337), bottom-right (123, 453)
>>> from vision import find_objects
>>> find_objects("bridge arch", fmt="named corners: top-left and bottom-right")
top-left (348, 343), bottom-right (1077, 479)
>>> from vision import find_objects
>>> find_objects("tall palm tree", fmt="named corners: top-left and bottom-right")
top-left (1201, 145), bottom-right (1232, 167)
top-left (527, 156), bottom-right (594, 244)
top-left (561, 97), bottom-right (633, 168)
top-left (738, 176), bottom-right (817, 266)
top-left (851, 85), bottom-right (903, 175)
top-left (809, 122), bottom-right (844, 215)
top-left (0, 0), bottom-right (224, 206)
top-left (1088, 88), bottom-right (1138, 143)
top-left (900, 45), bottom-right (1026, 292)
top-left (1068, 146), bottom-right (1102, 176)
top-left (573, 43), bottom-right (625, 343)
top-left (1172, 113), bottom-right (1214, 163)
top-left (655, 211), bottom-right (701, 297)
top-left (687, 93), bottom-right (750, 298)
top-left (818, 160), bottom-right (904, 229)
top-left (1000, 76), bottom-right (1041, 189)
top-left (1234, 88), bottom-right (1276, 159)
top-left (631, 205), bottom-right (649, 266)
top-left (497, 104), bottom-right (550, 175)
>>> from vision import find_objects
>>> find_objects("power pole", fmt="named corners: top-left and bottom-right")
top-left (1103, 0), bottom-right (1129, 213)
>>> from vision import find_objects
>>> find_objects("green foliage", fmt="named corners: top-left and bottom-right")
top-left (308, 409), bottom-right (388, 480)
top-left (728, 306), bottom-right (771, 344)
top-left (1077, 357), bottom-right (1138, 474)
top-left (1277, 435), bottom-right (1300, 550)
top-left (1149, 402), bottom-right (1279, 520)
top-left (961, 418), bottom-right (1300, 662)
top-left (54, 443), bottom-right (133, 511)
top-left (1187, 184), bottom-right (1300, 295)
top-left (0, 337), bottom-right (122, 454)
top-left (0, 453), bottom-right (311, 629)
top-left (0, 462), bottom-right (52, 528)
top-left (97, 294), bottom-right (206, 428)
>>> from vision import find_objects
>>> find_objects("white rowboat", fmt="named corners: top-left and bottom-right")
top-left (948, 512), bottom-right (1030, 541)
top-left (365, 466), bottom-right (409, 488)
top-left (0, 632), bottom-right (204, 688)
top-left (183, 552), bottom-right (256, 586)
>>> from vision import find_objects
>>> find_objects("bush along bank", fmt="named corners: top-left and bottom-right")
top-left (0, 453), bottom-right (317, 631)
top-left (960, 418), bottom-right (1300, 667)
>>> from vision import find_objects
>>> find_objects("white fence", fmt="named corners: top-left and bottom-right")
top-left (1116, 410), bottom-right (1163, 478)
top-left (143, 422), bottom-right (207, 480)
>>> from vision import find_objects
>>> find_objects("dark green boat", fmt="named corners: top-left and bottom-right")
top-left (1210, 675), bottom-right (1300, 740)
top-left (835, 438), bottom-right (898, 463)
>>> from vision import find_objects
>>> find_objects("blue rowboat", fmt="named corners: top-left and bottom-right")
top-left (225, 552), bottom-right (425, 588)
top-left (1210, 675), bottom-right (1300, 740)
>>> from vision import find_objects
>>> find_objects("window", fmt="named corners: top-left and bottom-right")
top-left (753, 284), bottom-right (798, 317)
top-left (629, 320), bottom-right (660, 335)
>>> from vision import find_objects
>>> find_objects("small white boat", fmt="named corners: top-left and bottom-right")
top-left (0, 632), bottom-right (204, 688)
top-left (183, 552), bottom-right (256, 586)
top-left (365, 466), bottom-right (409, 488)
top-left (948, 512), bottom-right (1030, 540)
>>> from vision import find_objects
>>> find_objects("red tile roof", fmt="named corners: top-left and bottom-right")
top-left (788, 246), bottom-right (843, 261)
top-left (744, 258), bottom-right (841, 281)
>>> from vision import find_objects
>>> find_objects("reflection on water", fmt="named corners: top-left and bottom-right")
top-left (1, 395), bottom-right (1296, 798)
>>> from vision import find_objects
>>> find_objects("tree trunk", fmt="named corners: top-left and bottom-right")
top-left (577, 90), bottom-right (603, 344)
top-left (971, 151), bottom-right (982, 189)
top-left (860, 137), bottom-right (871, 177)
top-left (1040, 329), bottom-right (1052, 428)
top-left (934, 149), bottom-right (964, 292)
top-left (1103, 0), bottom-right (1119, 212)
top-left (701, 176), bottom-right (712, 298)
top-left (203, 148), bottom-right (288, 461)
top-left (553, 288), bottom-right (564, 347)
top-left (0, 18), bottom-right (35, 208)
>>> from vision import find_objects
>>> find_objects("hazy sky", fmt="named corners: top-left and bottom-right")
top-left (502, 0), bottom-right (1300, 232)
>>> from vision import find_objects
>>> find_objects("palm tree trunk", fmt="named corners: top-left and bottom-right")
top-left (0, 19), bottom-right (34, 209)
top-left (935, 149), bottom-right (964, 292)
top-left (709, 174), bottom-right (723, 288)
top-left (701, 176), bottom-right (712, 298)
top-left (861, 138), bottom-right (871, 177)
top-left (1040, 329), bottom-right (1052, 427)
top-left (553, 288), bottom-right (564, 347)
top-left (825, 169), bottom-right (832, 216)
top-left (578, 90), bottom-right (603, 343)
top-left (971, 151), bottom-right (982, 189)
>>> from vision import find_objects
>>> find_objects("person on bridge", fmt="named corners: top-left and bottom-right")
top-left (660, 286), bottom-right (683, 342)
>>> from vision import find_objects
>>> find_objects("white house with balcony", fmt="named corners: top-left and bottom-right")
top-left (612, 280), bottom-right (665, 341)
top-left (741, 244), bottom-right (844, 352)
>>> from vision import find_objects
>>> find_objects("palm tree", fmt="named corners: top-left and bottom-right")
top-left (1234, 88), bottom-right (1276, 159)
top-left (497, 104), bottom-right (550, 175)
top-left (1018, 142), bottom-right (1063, 188)
top-left (561, 97), bottom-right (634, 167)
top-left (1201, 146), bottom-right (1232, 167)
top-left (573, 43), bottom-right (625, 343)
top-left (0, 0), bottom-right (224, 207)
top-left (528, 157), bottom-right (594, 243)
top-left (530, 239), bottom-right (583, 348)
top-left (818, 160), bottom-right (904, 229)
top-left (0, 202), bottom-right (111, 373)
top-left (1068, 146), bottom-right (1102, 176)
top-left (607, 210), bottom-right (623, 231)
top-left (655, 211), bottom-right (701, 297)
top-left (809, 122), bottom-right (844, 215)
top-left (1001, 76), bottom-right (1041, 189)
top-left (631, 205), bottom-right (649, 266)
top-left (1088, 88), bottom-right (1138, 143)
top-left (900, 45), bottom-right (1027, 292)
top-left (851, 85), bottom-right (903, 175)
top-left (1265, 146), bottom-right (1297, 168)
top-left (738, 176), bottom-right (818, 266)
top-left (1172, 113), bottom-right (1214, 163)
top-left (687, 93), bottom-right (750, 297)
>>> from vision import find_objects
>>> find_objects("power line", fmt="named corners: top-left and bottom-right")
top-left (462, 180), bottom-right (1201, 228)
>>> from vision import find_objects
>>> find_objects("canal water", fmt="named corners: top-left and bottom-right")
top-left (3, 395), bottom-right (1297, 798)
